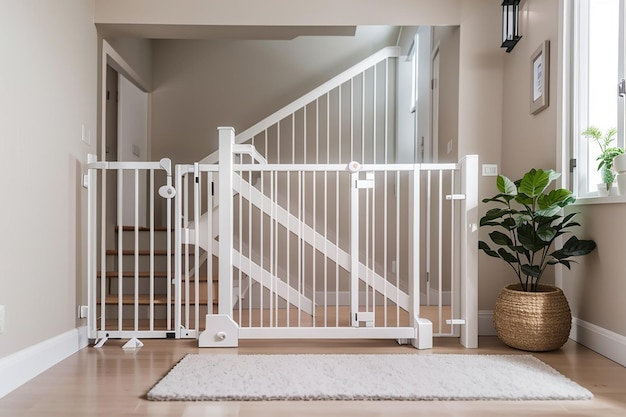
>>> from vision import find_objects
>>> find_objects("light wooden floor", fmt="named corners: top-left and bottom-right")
top-left (0, 336), bottom-right (625, 417)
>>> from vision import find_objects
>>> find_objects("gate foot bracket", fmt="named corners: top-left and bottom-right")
top-left (411, 317), bottom-right (433, 350)
top-left (93, 337), bottom-right (108, 348)
top-left (199, 314), bottom-right (239, 347)
top-left (122, 337), bottom-right (144, 350)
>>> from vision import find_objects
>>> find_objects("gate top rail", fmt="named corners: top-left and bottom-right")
top-left (229, 162), bottom-right (463, 173)
top-left (87, 158), bottom-right (173, 176)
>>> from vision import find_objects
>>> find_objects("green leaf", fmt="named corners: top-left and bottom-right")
top-left (521, 264), bottom-right (541, 278)
top-left (536, 225), bottom-right (557, 242)
top-left (553, 235), bottom-right (597, 258)
top-left (538, 189), bottom-right (574, 210)
top-left (478, 241), bottom-right (500, 258)
top-left (517, 223), bottom-right (546, 252)
top-left (501, 217), bottom-right (517, 230)
top-left (518, 169), bottom-right (560, 198)
top-left (489, 231), bottom-right (513, 246)
top-left (497, 248), bottom-right (518, 263)
top-left (496, 175), bottom-right (517, 195)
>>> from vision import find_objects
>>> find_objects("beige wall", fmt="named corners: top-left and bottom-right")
top-left (0, 0), bottom-right (98, 357)
top-left (106, 38), bottom-right (153, 90)
top-left (434, 26), bottom-right (460, 163)
top-left (501, 0), bottom-right (559, 180)
top-left (492, 0), bottom-right (561, 297)
top-left (563, 204), bottom-right (626, 336)
top-left (150, 27), bottom-right (399, 164)
top-left (95, 0), bottom-right (462, 26)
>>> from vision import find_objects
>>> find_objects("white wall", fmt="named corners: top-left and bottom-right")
top-left (0, 0), bottom-right (98, 358)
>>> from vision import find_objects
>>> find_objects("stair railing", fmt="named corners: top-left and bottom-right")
top-left (200, 46), bottom-right (401, 165)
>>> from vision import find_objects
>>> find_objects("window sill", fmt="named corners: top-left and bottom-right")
top-left (574, 192), bottom-right (626, 206)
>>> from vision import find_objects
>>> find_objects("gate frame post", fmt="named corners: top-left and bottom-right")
top-left (410, 164), bottom-right (433, 349)
top-left (197, 127), bottom-right (239, 347)
top-left (459, 155), bottom-right (479, 348)
top-left (218, 127), bottom-right (235, 316)
top-left (86, 154), bottom-right (98, 341)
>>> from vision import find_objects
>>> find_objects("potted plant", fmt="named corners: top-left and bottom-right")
top-left (582, 126), bottom-right (623, 195)
top-left (479, 168), bottom-right (596, 351)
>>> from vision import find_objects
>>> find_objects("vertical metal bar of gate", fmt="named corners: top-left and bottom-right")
top-left (349, 169), bottom-right (359, 327)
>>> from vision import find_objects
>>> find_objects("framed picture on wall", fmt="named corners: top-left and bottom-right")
top-left (530, 40), bottom-right (550, 115)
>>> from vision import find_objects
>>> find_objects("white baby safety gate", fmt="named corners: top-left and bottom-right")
top-left (85, 46), bottom-right (479, 349)
top-left (85, 129), bottom-right (478, 349)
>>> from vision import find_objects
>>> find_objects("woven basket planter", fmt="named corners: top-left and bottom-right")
top-left (493, 284), bottom-right (572, 352)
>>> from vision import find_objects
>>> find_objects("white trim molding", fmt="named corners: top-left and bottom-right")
top-left (478, 310), bottom-right (496, 336)
top-left (570, 317), bottom-right (626, 367)
top-left (0, 326), bottom-right (89, 399)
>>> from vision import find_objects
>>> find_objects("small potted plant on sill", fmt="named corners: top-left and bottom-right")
top-left (582, 126), bottom-right (623, 195)
top-left (479, 168), bottom-right (596, 351)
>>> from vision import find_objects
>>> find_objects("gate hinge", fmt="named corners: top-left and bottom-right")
top-left (446, 319), bottom-right (466, 325)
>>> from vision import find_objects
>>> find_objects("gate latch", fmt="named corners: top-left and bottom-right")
top-left (356, 311), bottom-right (375, 327)
top-left (356, 172), bottom-right (375, 189)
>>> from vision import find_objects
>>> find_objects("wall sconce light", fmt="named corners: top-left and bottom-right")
top-left (501, 0), bottom-right (522, 53)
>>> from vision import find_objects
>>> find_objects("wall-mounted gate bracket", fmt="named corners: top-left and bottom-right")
top-left (199, 314), bottom-right (239, 347)
top-left (445, 194), bottom-right (466, 200)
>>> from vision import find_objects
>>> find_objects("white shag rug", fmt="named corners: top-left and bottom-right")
top-left (147, 353), bottom-right (593, 401)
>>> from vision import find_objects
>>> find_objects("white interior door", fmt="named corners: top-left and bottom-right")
top-left (118, 74), bottom-right (149, 226)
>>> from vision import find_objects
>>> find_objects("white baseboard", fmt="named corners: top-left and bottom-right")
top-left (0, 326), bottom-right (89, 399)
top-left (476, 312), bottom-right (626, 366)
top-left (570, 317), bottom-right (626, 367)
top-left (478, 310), bottom-right (496, 336)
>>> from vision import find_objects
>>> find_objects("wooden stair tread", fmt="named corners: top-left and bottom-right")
top-left (116, 225), bottom-right (172, 232)
top-left (105, 249), bottom-right (178, 256)
top-left (99, 294), bottom-right (216, 305)
top-left (98, 271), bottom-right (216, 281)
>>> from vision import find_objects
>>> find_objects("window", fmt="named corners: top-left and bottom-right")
top-left (569, 0), bottom-right (625, 196)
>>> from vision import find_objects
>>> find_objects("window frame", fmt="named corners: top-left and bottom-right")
top-left (564, 0), bottom-right (626, 201)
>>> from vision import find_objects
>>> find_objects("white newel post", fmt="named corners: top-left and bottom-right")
top-left (199, 127), bottom-right (238, 347)
top-left (460, 155), bottom-right (479, 348)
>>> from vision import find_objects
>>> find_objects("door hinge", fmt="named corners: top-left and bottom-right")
top-left (618, 78), bottom-right (625, 97)
top-left (211, 181), bottom-right (215, 196)
top-left (569, 158), bottom-right (577, 173)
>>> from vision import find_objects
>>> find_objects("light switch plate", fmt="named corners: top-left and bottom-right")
top-left (482, 164), bottom-right (498, 176)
